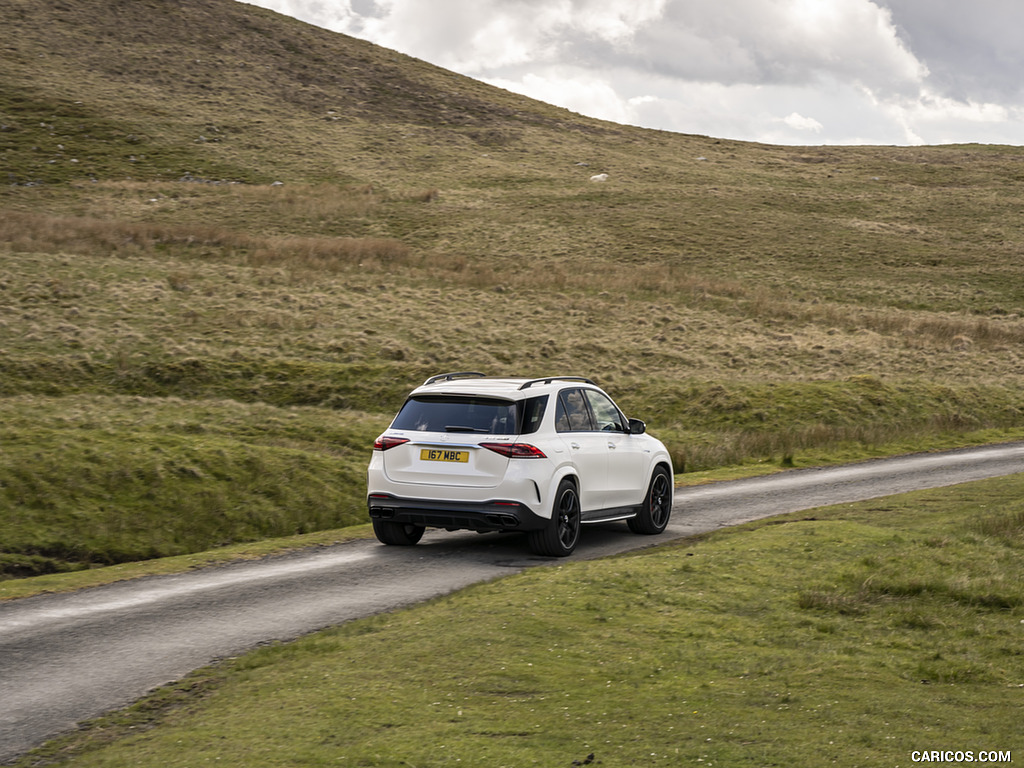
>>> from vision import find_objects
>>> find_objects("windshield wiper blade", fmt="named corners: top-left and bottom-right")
top-left (445, 425), bottom-right (488, 433)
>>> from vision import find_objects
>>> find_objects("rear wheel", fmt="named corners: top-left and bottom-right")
top-left (628, 465), bottom-right (672, 535)
top-left (528, 480), bottom-right (581, 557)
top-left (372, 519), bottom-right (426, 546)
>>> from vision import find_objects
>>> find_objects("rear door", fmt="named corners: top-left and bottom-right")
top-left (554, 387), bottom-right (608, 512)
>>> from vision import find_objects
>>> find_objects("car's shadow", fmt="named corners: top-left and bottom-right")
top-left (385, 522), bottom-right (665, 566)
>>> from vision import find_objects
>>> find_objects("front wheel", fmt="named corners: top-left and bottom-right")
top-left (528, 480), bottom-right (581, 557)
top-left (372, 519), bottom-right (426, 546)
top-left (628, 465), bottom-right (672, 535)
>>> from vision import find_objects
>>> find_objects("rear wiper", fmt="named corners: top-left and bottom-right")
top-left (445, 425), bottom-right (488, 433)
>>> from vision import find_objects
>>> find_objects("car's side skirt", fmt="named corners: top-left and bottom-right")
top-left (580, 505), bottom-right (642, 524)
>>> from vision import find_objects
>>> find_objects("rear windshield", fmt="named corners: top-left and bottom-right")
top-left (392, 395), bottom-right (548, 436)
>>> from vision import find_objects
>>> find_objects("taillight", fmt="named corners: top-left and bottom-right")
top-left (479, 442), bottom-right (547, 459)
top-left (373, 436), bottom-right (409, 451)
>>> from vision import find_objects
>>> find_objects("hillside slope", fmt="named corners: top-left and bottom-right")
top-left (3, 0), bottom-right (1024, 577)
top-left (2, 0), bottom-right (626, 186)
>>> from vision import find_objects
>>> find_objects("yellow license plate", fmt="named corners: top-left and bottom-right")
top-left (420, 448), bottom-right (469, 463)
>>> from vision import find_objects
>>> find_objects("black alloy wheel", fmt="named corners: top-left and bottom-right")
top-left (628, 466), bottom-right (672, 535)
top-left (529, 479), bottom-right (581, 557)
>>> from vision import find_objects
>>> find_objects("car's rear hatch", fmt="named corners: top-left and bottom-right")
top-left (380, 433), bottom-right (512, 488)
top-left (379, 394), bottom-right (522, 488)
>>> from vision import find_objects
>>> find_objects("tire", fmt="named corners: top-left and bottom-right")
top-left (628, 465), bottom-right (672, 535)
top-left (372, 519), bottom-right (426, 546)
top-left (528, 479), bottom-right (581, 557)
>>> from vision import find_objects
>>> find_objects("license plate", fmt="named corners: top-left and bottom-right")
top-left (420, 448), bottom-right (469, 463)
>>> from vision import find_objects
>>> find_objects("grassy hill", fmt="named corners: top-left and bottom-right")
top-left (3, 0), bottom-right (1024, 578)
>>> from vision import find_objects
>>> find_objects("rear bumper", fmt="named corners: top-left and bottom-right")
top-left (367, 494), bottom-right (548, 532)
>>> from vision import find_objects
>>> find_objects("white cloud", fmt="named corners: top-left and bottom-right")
top-left (875, 89), bottom-right (1018, 146)
top-left (781, 112), bottom-right (824, 134)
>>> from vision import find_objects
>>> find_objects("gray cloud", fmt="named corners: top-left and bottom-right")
top-left (629, 1), bottom-right (924, 93)
top-left (881, 0), bottom-right (1024, 103)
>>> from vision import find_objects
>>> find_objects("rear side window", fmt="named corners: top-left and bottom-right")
top-left (520, 395), bottom-right (548, 435)
top-left (392, 396), bottom-right (518, 434)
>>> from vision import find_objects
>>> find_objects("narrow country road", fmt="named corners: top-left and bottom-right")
top-left (2, 441), bottom-right (1023, 763)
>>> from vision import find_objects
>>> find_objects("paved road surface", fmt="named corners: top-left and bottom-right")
top-left (2, 442), bottom-right (1024, 763)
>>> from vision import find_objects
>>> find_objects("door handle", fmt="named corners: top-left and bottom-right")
top-left (607, 442), bottom-right (617, 449)
top-left (570, 442), bottom-right (581, 449)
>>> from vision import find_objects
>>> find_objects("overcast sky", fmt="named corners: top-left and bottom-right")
top-left (239, 0), bottom-right (1024, 146)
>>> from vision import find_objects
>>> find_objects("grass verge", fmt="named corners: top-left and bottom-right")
top-left (16, 474), bottom-right (1024, 767)
top-left (0, 395), bottom-right (382, 579)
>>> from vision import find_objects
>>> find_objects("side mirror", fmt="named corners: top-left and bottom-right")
top-left (628, 418), bottom-right (647, 435)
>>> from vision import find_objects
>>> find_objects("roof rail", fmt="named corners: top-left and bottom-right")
top-left (423, 371), bottom-right (488, 386)
top-left (518, 376), bottom-right (596, 390)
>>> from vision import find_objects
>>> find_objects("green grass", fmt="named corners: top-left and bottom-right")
top-left (17, 475), bottom-right (1024, 767)
top-left (0, 395), bottom-right (379, 576)
top-left (5, 0), bottom-right (1024, 579)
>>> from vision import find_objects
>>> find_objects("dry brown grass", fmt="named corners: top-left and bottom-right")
top-left (233, 183), bottom-right (382, 220)
top-left (4, 242), bottom-right (1022, 397)
top-left (746, 295), bottom-right (1024, 349)
top-left (0, 209), bottom-right (411, 271)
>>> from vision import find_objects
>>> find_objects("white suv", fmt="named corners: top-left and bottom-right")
top-left (367, 373), bottom-right (674, 556)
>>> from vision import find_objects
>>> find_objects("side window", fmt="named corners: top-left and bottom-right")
top-left (555, 388), bottom-right (595, 433)
top-left (583, 390), bottom-right (626, 432)
top-left (519, 395), bottom-right (548, 435)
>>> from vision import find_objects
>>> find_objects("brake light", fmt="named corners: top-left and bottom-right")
top-left (479, 442), bottom-right (547, 458)
top-left (373, 436), bottom-right (410, 451)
